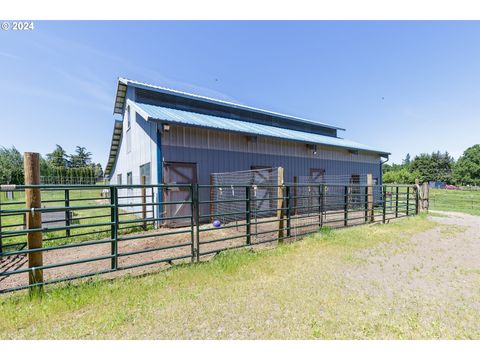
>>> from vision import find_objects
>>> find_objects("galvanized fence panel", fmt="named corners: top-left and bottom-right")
top-left (0, 184), bottom-right (195, 293)
top-left (1, 183), bottom-right (418, 294)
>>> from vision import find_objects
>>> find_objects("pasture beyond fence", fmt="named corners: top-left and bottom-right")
top-left (0, 156), bottom-right (421, 294)
top-left (430, 188), bottom-right (480, 215)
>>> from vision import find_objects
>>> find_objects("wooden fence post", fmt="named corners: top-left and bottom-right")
top-left (415, 179), bottom-right (422, 212)
top-left (367, 174), bottom-right (374, 222)
top-left (141, 176), bottom-right (147, 230)
top-left (277, 167), bottom-right (285, 243)
top-left (422, 182), bottom-right (429, 212)
top-left (24, 152), bottom-right (43, 293)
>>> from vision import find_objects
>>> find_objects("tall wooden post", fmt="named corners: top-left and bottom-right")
top-left (415, 179), bottom-right (422, 212)
top-left (422, 182), bottom-right (429, 212)
top-left (415, 186), bottom-right (419, 215)
top-left (367, 174), bottom-right (374, 222)
top-left (141, 176), bottom-right (147, 230)
top-left (24, 152), bottom-right (43, 292)
top-left (277, 167), bottom-right (285, 243)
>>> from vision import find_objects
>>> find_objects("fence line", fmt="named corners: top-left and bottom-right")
top-left (1, 182), bottom-right (419, 294)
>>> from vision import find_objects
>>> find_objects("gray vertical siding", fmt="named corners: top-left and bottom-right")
top-left (162, 145), bottom-right (382, 216)
top-left (160, 125), bottom-right (384, 217)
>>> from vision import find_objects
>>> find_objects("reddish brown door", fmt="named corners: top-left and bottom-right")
top-left (163, 162), bottom-right (197, 227)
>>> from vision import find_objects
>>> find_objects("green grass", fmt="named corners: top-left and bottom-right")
top-left (3, 214), bottom-right (474, 340)
top-left (430, 188), bottom-right (480, 216)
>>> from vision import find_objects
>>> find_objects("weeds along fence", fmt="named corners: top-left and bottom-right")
top-left (0, 183), bottom-right (419, 294)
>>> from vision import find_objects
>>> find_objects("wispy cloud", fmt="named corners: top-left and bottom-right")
top-left (32, 29), bottom-right (241, 109)
top-left (56, 68), bottom-right (113, 111)
top-left (0, 51), bottom-right (21, 60)
top-left (131, 66), bottom-right (242, 103)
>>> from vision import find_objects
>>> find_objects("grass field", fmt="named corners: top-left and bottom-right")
top-left (430, 188), bottom-right (480, 216)
top-left (2, 214), bottom-right (478, 339)
top-left (0, 187), bottom-right (153, 249)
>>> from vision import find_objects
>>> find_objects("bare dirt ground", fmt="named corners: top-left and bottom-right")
top-left (342, 211), bottom-right (480, 335)
top-left (2, 211), bottom-right (479, 339)
top-left (0, 209), bottom-right (392, 292)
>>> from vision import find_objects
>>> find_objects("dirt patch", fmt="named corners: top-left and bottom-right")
top-left (343, 211), bottom-right (480, 312)
top-left (0, 209), bottom-right (393, 293)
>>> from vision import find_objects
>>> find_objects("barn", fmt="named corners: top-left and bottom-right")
top-left (105, 78), bottom-right (389, 223)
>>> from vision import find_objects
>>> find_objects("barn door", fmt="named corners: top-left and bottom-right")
top-left (309, 169), bottom-right (325, 211)
top-left (251, 166), bottom-right (274, 214)
top-left (164, 162), bottom-right (197, 227)
top-left (310, 168), bottom-right (325, 183)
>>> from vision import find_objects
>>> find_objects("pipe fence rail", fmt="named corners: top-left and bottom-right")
top-left (1, 183), bottom-right (419, 294)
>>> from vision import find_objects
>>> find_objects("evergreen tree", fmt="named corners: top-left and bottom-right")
top-left (46, 145), bottom-right (69, 168)
top-left (70, 146), bottom-right (92, 168)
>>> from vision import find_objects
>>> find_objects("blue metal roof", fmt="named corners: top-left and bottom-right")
top-left (116, 78), bottom-right (345, 131)
top-left (132, 101), bottom-right (389, 156)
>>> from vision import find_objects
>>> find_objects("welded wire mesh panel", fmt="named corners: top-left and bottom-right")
top-left (296, 173), bottom-right (382, 210)
top-left (211, 168), bottom-right (279, 225)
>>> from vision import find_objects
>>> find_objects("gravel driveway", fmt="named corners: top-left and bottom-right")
top-left (341, 211), bottom-right (480, 338)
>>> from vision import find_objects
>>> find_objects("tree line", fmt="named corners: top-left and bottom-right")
top-left (0, 145), bottom-right (103, 185)
top-left (383, 144), bottom-right (480, 185)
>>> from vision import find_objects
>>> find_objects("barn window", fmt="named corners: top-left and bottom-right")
top-left (140, 162), bottom-right (151, 184)
top-left (126, 105), bottom-right (131, 129)
top-left (127, 172), bottom-right (133, 186)
top-left (126, 106), bottom-right (132, 153)
top-left (117, 174), bottom-right (122, 185)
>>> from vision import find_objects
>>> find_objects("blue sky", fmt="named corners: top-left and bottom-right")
top-left (1, 21), bottom-right (479, 166)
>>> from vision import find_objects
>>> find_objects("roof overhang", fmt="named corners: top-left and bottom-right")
top-left (113, 77), bottom-right (345, 131)
top-left (113, 81), bottom-right (127, 115)
top-left (129, 100), bottom-right (390, 158)
top-left (104, 120), bottom-right (123, 177)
